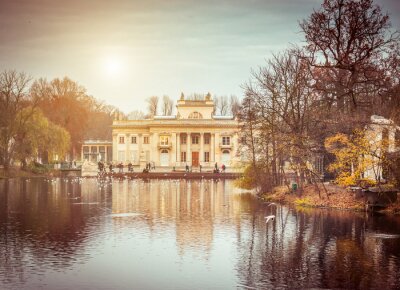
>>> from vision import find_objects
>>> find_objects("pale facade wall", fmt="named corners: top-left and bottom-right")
top-left (363, 116), bottom-right (400, 181)
top-left (111, 98), bottom-right (240, 168)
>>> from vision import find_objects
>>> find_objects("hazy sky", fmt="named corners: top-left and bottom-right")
top-left (1, 0), bottom-right (399, 113)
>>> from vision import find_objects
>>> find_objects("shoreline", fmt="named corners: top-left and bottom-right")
top-left (260, 184), bottom-right (400, 215)
top-left (0, 167), bottom-right (242, 180)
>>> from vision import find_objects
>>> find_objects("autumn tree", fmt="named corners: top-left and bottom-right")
top-left (83, 99), bottom-right (116, 140)
top-left (31, 77), bottom-right (90, 159)
top-left (14, 108), bottom-right (70, 167)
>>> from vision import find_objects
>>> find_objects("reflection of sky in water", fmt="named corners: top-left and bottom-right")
top-left (0, 178), bottom-right (400, 289)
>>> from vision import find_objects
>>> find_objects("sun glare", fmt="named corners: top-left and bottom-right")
top-left (104, 57), bottom-right (122, 76)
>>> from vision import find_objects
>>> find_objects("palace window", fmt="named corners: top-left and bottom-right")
top-left (119, 136), bottom-right (125, 144)
top-left (144, 136), bottom-right (149, 144)
top-left (204, 152), bottom-right (210, 162)
top-left (181, 135), bottom-right (187, 144)
top-left (181, 151), bottom-right (187, 162)
top-left (222, 136), bottom-right (230, 145)
top-left (131, 136), bottom-right (137, 144)
top-left (188, 111), bottom-right (203, 119)
top-left (160, 136), bottom-right (169, 145)
top-left (192, 135), bottom-right (199, 144)
top-left (204, 135), bottom-right (210, 145)
top-left (83, 146), bottom-right (89, 160)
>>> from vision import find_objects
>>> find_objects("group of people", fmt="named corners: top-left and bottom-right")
top-left (214, 162), bottom-right (226, 173)
top-left (98, 161), bottom-right (226, 174)
top-left (98, 161), bottom-right (135, 174)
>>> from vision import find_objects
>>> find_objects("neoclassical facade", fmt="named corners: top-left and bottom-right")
top-left (112, 94), bottom-right (240, 168)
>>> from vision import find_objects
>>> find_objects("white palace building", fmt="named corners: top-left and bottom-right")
top-left (111, 93), bottom-right (240, 169)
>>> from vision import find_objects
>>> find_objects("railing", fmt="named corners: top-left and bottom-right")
top-left (158, 142), bottom-right (172, 148)
top-left (219, 143), bottom-right (232, 148)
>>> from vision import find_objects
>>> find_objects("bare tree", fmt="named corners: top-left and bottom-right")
top-left (0, 70), bottom-right (33, 170)
top-left (161, 95), bottom-right (173, 116)
top-left (186, 93), bottom-right (205, 100)
top-left (300, 0), bottom-right (399, 115)
top-left (241, 50), bottom-right (323, 192)
top-left (212, 95), bottom-right (219, 115)
top-left (219, 96), bottom-right (230, 115)
top-left (146, 96), bottom-right (159, 117)
top-left (230, 95), bottom-right (241, 117)
top-left (127, 110), bottom-right (145, 120)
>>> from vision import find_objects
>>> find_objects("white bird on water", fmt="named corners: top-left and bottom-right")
top-left (265, 215), bottom-right (275, 224)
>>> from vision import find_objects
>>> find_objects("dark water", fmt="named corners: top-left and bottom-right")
top-left (0, 178), bottom-right (399, 290)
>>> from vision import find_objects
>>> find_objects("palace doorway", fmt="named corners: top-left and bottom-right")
top-left (192, 152), bottom-right (199, 167)
top-left (160, 149), bottom-right (169, 166)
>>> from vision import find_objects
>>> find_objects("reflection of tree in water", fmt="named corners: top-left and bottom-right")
top-left (0, 178), bottom-right (107, 286)
top-left (235, 206), bottom-right (400, 289)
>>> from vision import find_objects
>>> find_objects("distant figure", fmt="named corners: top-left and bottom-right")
top-left (151, 161), bottom-right (155, 170)
top-left (73, 160), bottom-right (76, 168)
top-left (118, 162), bottom-right (123, 173)
top-left (128, 162), bottom-right (133, 172)
top-left (109, 163), bottom-right (113, 173)
top-left (185, 164), bottom-right (189, 172)
top-left (98, 161), bottom-right (104, 172)
top-left (215, 162), bottom-right (218, 171)
top-left (222, 164), bottom-right (226, 173)
top-left (199, 164), bottom-right (202, 172)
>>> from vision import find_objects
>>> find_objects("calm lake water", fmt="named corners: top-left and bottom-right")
top-left (0, 177), bottom-right (400, 290)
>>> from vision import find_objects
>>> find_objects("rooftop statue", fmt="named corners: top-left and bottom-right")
top-left (180, 92), bottom-right (184, 100)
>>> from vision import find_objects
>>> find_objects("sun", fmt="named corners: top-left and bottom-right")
top-left (104, 56), bottom-right (122, 76)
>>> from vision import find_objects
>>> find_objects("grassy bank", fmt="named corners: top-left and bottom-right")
top-left (261, 183), bottom-right (400, 214)
top-left (0, 167), bottom-right (59, 179)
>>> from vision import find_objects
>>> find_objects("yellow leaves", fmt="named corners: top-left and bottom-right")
top-left (325, 129), bottom-right (384, 186)
top-left (15, 107), bottom-right (70, 161)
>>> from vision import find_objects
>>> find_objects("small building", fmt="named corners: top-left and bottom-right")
top-left (363, 115), bottom-right (400, 181)
top-left (81, 140), bottom-right (112, 163)
top-left (111, 93), bottom-right (240, 168)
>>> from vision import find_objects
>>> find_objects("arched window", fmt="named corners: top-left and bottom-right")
top-left (222, 150), bottom-right (230, 154)
top-left (161, 149), bottom-right (168, 153)
top-left (188, 111), bottom-right (203, 119)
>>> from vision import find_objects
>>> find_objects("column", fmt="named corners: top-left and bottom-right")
top-left (81, 145), bottom-right (84, 161)
top-left (104, 145), bottom-right (108, 163)
top-left (138, 134), bottom-right (143, 166)
top-left (187, 132), bottom-right (191, 164)
top-left (200, 132), bottom-right (204, 164)
top-left (214, 133), bottom-right (220, 164)
top-left (125, 134), bottom-right (130, 162)
top-left (112, 134), bottom-right (117, 163)
top-left (151, 133), bottom-right (159, 165)
top-left (97, 145), bottom-right (100, 161)
top-left (171, 132), bottom-right (176, 165)
top-left (177, 133), bottom-right (181, 164)
top-left (210, 133), bottom-right (215, 162)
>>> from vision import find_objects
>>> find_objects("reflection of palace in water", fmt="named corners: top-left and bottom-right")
top-left (111, 179), bottom-right (249, 255)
